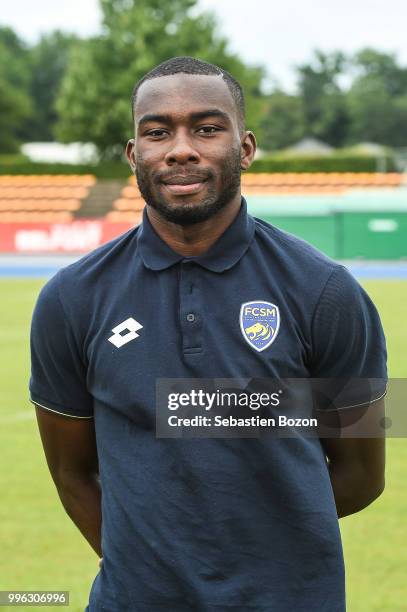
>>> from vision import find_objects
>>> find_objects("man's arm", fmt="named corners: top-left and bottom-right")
top-left (35, 405), bottom-right (102, 557)
top-left (320, 399), bottom-right (386, 519)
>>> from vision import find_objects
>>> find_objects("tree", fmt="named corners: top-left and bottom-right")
top-left (0, 27), bottom-right (32, 152)
top-left (346, 49), bottom-right (407, 146)
top-left (25, 31), bottom-right (79, 141)
top-left (55, 0), bottom-right (265, 156)
top-left (352, 48), bottom-right (407, 96)
top-left (0, 77), bottom-right (31, 152)
top-left (257, 91), bottom-right (305, 151)
top-left (296, 50), bottom-right (349, 146)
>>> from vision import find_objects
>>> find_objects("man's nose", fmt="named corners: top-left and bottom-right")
top-left (164, 131), bottom-right (200, 165)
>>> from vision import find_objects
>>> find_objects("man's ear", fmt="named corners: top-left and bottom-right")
top-left (240, 131), bottom-right (257, 171)
top-left (125, 139), bottom-right (136, 173)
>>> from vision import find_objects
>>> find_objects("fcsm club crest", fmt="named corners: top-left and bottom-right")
top-left (240, 301), bottom-right (280, 352)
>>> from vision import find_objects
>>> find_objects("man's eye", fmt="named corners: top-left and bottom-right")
top-left (197, 126), bottom-right (220, 134)
top-left (146, 129), bottom-right (167, 137)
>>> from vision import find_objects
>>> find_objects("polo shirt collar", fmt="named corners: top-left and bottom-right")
top-left (137, 197), bottom-right (255, 273)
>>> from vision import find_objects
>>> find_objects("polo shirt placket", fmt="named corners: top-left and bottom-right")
top-left (179, 260), bottom-right (203, 356)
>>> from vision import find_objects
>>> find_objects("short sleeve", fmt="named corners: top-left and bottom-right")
top-left (29, 272), bottom-right (94, 418)
top-left (310, 265), bottom-right (387, 409)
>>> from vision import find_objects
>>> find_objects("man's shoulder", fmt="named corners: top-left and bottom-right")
top-left (252, 214), bottom-right (338, 279)
top-left (61, 224), bottom-right (140, 284)
top-left (38, 224), bottom-right (141, 310)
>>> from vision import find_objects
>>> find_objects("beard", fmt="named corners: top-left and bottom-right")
top-left (135, 146), bottom-right (241, 226)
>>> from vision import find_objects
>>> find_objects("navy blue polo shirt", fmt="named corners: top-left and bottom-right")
top-left (30, 199), bottom-right (387, 612)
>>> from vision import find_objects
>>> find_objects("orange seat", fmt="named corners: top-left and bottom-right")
top-left (113, 197), bottom-right (145, 212)
top-left (0, 211), bottom-right (73, 222)
top-left (105, 211), bottom-right (142, 224)
top-left (0, 199), bottom-right (81, 211)
top-left (0, 174), bottom-right (96, 187)
top-left (0, 187), bottom-right (88, 199)
top-left (121, 185), bottom-right (141, 198)
top-left (243, 172), bottom-right (405, 192)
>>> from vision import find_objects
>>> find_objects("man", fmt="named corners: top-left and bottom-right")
top-left (30, 57), bottom-right (387, 611)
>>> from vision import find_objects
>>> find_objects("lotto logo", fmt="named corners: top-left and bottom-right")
top-left (108, 317), bottom-right (143, 348)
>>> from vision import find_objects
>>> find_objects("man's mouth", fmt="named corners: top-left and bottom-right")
top-left (161, 175), bottom-right (208, 196)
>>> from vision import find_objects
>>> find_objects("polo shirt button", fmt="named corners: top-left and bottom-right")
top-left (186, 313), bottom-right (196, 322)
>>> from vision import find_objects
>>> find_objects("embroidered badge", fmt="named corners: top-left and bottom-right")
top-left (239, 301), bottom-right (280, 352)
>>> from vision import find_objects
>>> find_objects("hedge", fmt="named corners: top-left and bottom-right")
top-left (0, 159), bottom-right (132, 179)
top-left (0, 154), bottom-right (398, 177)
top-left (249, 154), bottom-right (397, 173)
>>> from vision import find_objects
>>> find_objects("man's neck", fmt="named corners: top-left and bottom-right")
top-left (146, 193), bottom-right (242, 257)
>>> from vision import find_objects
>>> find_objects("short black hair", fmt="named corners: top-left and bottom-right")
top-left (131, 56), bottom-right (245, 131)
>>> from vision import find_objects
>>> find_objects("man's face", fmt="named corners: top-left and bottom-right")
top-left (127, 74), bottom-right (253, 225)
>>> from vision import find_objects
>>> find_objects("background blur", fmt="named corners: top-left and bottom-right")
top-left (0, 1), bottom-right (406, 610)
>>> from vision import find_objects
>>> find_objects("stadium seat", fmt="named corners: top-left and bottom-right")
top-left (0, 175), bottom-right (95, 221)
top-left (0, 175), bottom-right (95, 186)
top-left (0, 211), bottom-right (73, 222)
top-left (105, 211), bottom-right (143, 224)
top-left (0, 199), bottom-right (81, 211)
top-left (127, 172), bottom-right (404, 195)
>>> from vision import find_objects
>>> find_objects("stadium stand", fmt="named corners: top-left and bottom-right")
top-left (0, 212), bottom-right (73, 222)
top-left (76, 180), bottom-right (125, 218)
top-left (0, 173), bottom-right (405, 224)
top-left (241, 172), bottom-right (404, 193)
top-left (106, 182), bottom-right (144, 224)
top-left (105, 172), bottom-right (406, 222)
top-left (0, 175), bottom-right (95, 222)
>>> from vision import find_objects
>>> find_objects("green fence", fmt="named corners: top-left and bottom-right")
top-left (246, 190), bottom-right (407, 260)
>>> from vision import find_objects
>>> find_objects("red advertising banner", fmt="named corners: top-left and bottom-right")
top-left (0, 220), bottom-right (135, 253)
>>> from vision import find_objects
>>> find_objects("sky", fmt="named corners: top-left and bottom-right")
top-left (2, 0), bottom-right (407, 91)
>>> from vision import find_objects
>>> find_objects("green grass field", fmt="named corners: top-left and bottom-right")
top-left (0, 278), bottom-right (406, 611)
